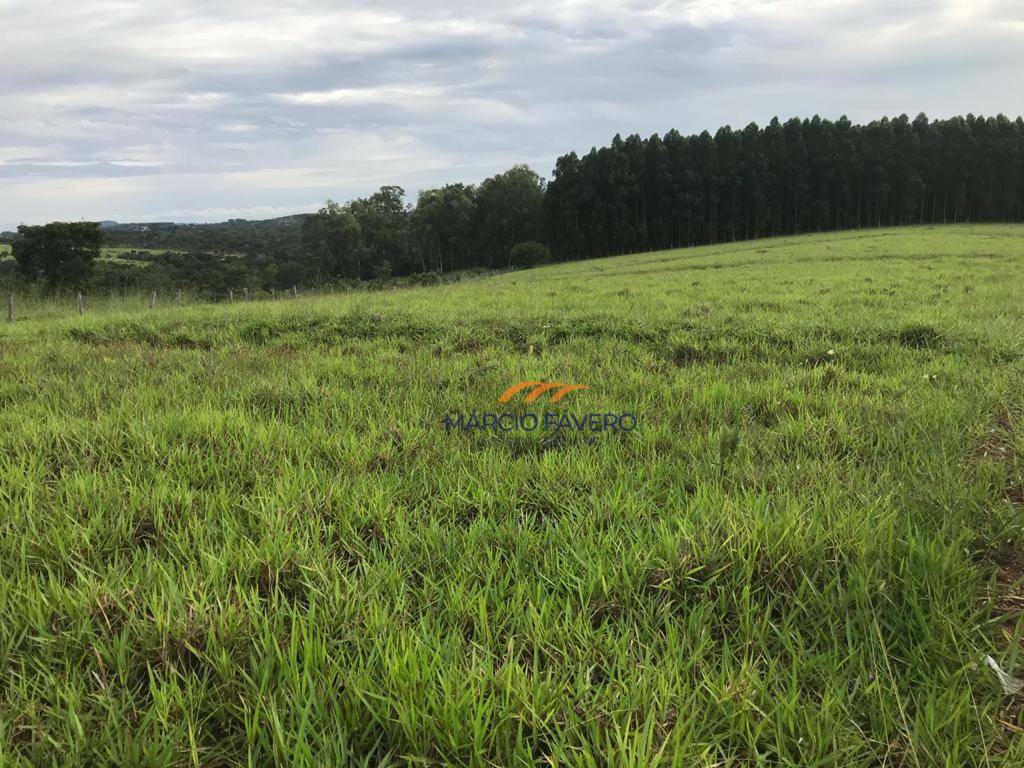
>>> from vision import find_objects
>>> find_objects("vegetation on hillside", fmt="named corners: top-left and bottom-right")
top-left (4, 113), bottom-right (1021, 297)
top-left (1, 225), bottom-right (1023, 764)
top-left (97, 216), bottom-right (306, 254)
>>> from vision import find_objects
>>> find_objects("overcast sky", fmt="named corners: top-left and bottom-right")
top-left (1, 0), bottom-right (1020, 230)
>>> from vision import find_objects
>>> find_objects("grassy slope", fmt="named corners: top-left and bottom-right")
top-left (1, 225), bottom-right (1023, 765)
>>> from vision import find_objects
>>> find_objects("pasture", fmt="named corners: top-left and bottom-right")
top-left (0, 244), bottom-right (173, 262)
top-left (1, 225), bottom-right (1023, 765)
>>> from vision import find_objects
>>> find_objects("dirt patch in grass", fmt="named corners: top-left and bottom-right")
top-left (973, 404), bottom-right (1024, 649)
top-left (1005, 484), bottom-right (1024, 507)
top-left (588, 599), bottom-right (624, 628)
top-left (987, 546), bottom-right (1024, 588)
top-left (130, 515), bottom-right (159, 550)
top-left (974, 408), bottom-right (1019, 462)
top-left (976, 544), bottom-right (1024, 649)
top-left (252, 559), bottom-right (312, 607)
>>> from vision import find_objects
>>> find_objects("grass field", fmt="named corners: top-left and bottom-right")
top-left (0, 245), bottom-right (173, 262)
top-left (1, 224), bottom-right (1023, 765)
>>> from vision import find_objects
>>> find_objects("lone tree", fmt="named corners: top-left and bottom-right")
top-left (12, 222), bottom-right (103, 288)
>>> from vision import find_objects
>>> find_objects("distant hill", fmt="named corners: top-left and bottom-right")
top-left (99, 215), bottom-right (307, 255)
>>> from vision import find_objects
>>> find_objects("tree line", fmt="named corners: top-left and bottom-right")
top-left (543, 113), bottom-right (1024, 259)
top-left (301, 165), bottom-right (549, 282)
top-left (5, 113), bottom-right (1023, 291)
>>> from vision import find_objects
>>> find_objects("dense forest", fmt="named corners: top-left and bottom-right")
top-left (4, 113), bottom-right (1023, 294)
top-left (545, 113), bottom-right (1024, 259)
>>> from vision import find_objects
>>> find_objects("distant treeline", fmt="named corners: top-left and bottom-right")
top-left (4, 113), bottom-right (1023, 293)
top-left (100, 216), bottom-right (306, 254)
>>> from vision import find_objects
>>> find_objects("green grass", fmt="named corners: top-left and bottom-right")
top-left (1, 224), bottom-right (1023, 765)
top-left (0, 245), bottom-right (171, 271)
top-left (98, 246), bottom-right (186, 260)
top-left (0, 245), bottom-right (175, 260)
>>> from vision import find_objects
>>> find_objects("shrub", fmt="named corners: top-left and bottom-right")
top-left (509, 241), bottom-right (552, 268)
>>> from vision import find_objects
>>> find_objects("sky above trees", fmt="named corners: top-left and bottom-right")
top-left (1, 0), bottom-right (1020, 229)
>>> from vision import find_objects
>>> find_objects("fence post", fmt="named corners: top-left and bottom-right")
top-left (149, 291), bottom-right (156, 310)
top-left (176, 290), bottom-right (181, 306)
top-left (77, 292), bottom-right (84, 315)
top-left (271, 288), bottom-right (276, 300)
top-left (6, 293), bottom-right (12, 322)
top-left (243, 287), bottom-right (249, 301)
top-left (229, 288), bottom-right (234, 304)
top-left (292, 286), bottom-right (298, 298)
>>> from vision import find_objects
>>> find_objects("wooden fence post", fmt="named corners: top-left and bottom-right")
top-left (149, 291), bottom-right (156, 310)
top-left (176, 290), bottom-right (181, 306)
top-left (6, 293), bottom-right (12, 322)
top-left (271, 288), bottom-right (276, 300)
top-left (292, 286), bottom-right (298, 298)
top-left (77, 292), bottom-right (84, 315)
top-left (243, 287), bottom-right (249, 302)
top-left (229, 288), bottom-right (234, 304)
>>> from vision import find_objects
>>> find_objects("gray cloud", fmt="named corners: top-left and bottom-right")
top-left (1, 0), bottom-right (1019, 229)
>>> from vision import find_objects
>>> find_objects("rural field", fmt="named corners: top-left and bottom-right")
top-left (2, 224), bottom-right (1024, 765)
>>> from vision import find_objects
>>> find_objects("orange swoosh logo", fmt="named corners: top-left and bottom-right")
top-left (548, 384), bottom-right (589, 402)
top-left (497, 380), bottom-right (589, 403)
top-left (497, 381), bottom-right (544, 403)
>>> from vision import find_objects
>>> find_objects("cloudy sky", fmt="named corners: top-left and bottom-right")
top-left (1, 0), bottom-right (1020, 229)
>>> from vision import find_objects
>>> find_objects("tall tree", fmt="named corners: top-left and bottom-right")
top-left (475, 165), bottom-right (545, 268)
top-left (348, 186), bottom-right (410, 278)
top-left (543, 153), bottom-right (584, 260)
top-left (12, 221), bottom-right (103, 288)
top-left (302, 200), bottom-right (363, 282)
top-left (412, 184), bottom-right (477, 273)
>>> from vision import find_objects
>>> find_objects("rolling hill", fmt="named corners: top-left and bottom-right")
top-left (1, 225), bottom-right (1022, 765)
